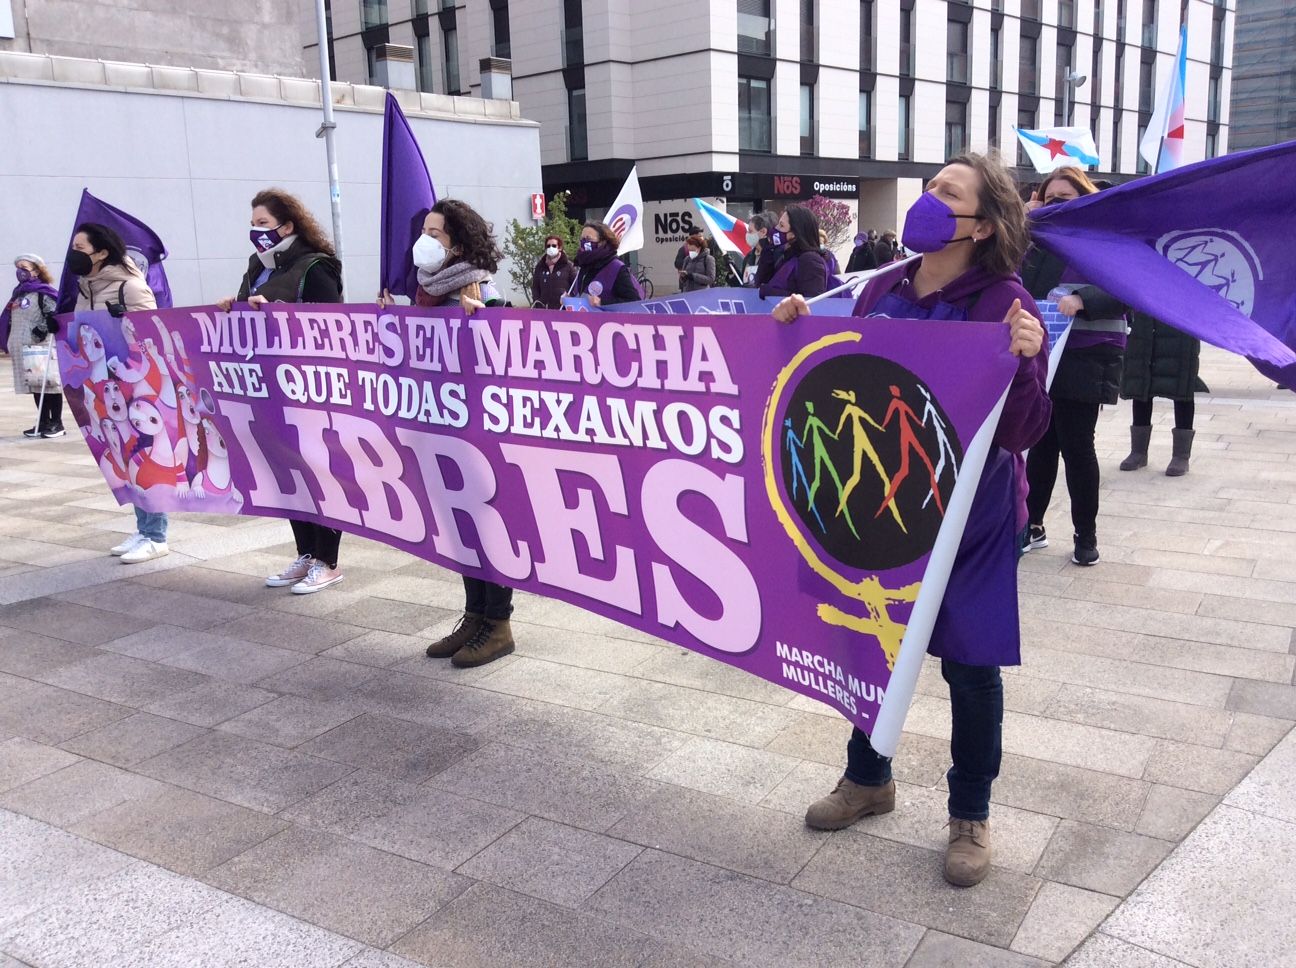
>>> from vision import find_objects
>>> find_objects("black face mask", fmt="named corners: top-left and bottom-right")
top-left (66, 250), bottom-right (95, 277)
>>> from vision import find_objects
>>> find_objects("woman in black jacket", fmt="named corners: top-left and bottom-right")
top-left (755, 205), bottom-right (828, 299)
top-left (531, 233), bottom-right (575, 309)
top-left (1118, 315), bottom-right (1205, 477)
top-left (216, 188), bottom-right (346, 594)
top-left (572, 222), bottom-right (642, 306)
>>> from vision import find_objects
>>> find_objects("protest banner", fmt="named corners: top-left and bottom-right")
top-left (56, 303), bottom-right (1018, 754)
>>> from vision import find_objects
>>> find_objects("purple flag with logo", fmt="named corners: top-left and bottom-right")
top-left (380, 93), bottom-right (437, 299)
top-left (56, 190), bottom-right (172, 313)
top-left (1029, 140), bottom-right (1296, 387)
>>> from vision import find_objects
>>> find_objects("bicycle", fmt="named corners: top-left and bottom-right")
top-left (634, 264), bottom-right (654, 299)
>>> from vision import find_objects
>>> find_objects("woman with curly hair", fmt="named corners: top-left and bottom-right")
top-left (216, 189), bottom-right (346, 594)
top-left (571, 221), bottom-right (642, 307)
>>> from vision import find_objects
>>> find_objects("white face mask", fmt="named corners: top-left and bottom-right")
top-left (746, 231), bottom-right (759, 246)
top-left (412, 234), bottom-right (446, 270)
top-left (545, 245), bottom-right (560, 258)
top-left (686, 250), bottom-right (699, 260)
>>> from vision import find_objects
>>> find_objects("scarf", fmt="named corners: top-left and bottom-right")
top-left (1, 278), bottom-right (59, 347)
top-left (417, 260), bottom-right (493, 299)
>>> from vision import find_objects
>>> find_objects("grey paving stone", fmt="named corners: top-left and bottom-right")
top-left (638, 946), bottom-right (734, 968)
top-left (0, 811), bottom-right (137, 931)
top-left (392, 882), bottom-right (651, 968)
top-left (212, 610), bottom-right (368, 654)
top-left (122, 892), bottom-right (362, 967)
top-left (36, 653), bottom-right (213, 708)
top-left (470, 655), bottom-right (636, 711)
top-left (1223, 712), bottom-right (1292, 756)
top-left (0, 759), bottom-right (167, 828)
top-left (1227, 678), bottom-right (1296, 720)
top-left (598, 678), bottom-right (798, 749)
top-left (484, 703), bottom-right (688, 775)
top-left (281, 770), bottom-right (525, 870)
top-left (1224, 728), bottom-right (1296, 824)
top-left (455, 815), bottom-right (642, 907)
top-left (0, 632), bottom-right (100, 678)
top-left (323, 596), bottom-right (456, 635)
top-left (142, 680), bottom-right (279, 727)
top-left (507, 620), bottom-right (665, 675)
top-left (339, 952), bottom-right (426, 968)
top-left (347, 669), bottom-right (520, 732)
top-left (645, 736), bottom-right (800, 804)
top-left (907, 930), bottom-right (1050, 968)
top-left (0, 860), bottom-right (225, 966)
top-left (0, 678), bottom-right (133, 744)
top-left (320, 629), bottom-right (428, 667)
top-left (1134, 784), bottom-right (1219, 842)
top-left (1103, 805), bottom-right (1296, 968)
top-left (1064, 933), bottom-right (1190, 968)
top-left (0, 737), bottom-right (80, 793)
top-left (628, 647), bottom-right (798, 704)
top-left (217, 696), bottom-right (361, 748)
top-left (1141, 739), bottom-right (1260, 796)
top-left (429, 742), bottom-right (660, 833)
top-left (1010, 881), bottom-right (1120, 962)
top-left (136, 731), bottom-right (354, 813)
top-left (1045, 684), bottom-right (1234, 746)
top-left (586, 849), bottom-right (924, 968)
top-left (0, 598), bottom-right (155, 646)
top-left (206, 826), bottom-right (469, 947)
top-left (765, 713), bottom-right (952, 786)
top-left (608, 785), bottom-right (824, 884)
top-left (70, 784), bottom-right (287, 875)
top-left (297, 712), bottom-right (480, 783)
top-left (52, 582), bottom-right (256, 631)
top-left (154, 634), bottom-right (313, 686)
top-left (132, 567), bottom-right (278, 606)
top-left (58, 712), bottom-right (209, 767)
top-left (1036, 820), bottom-right (1174, 896)
top-left (256, 657), bottom-right (381, 701)
top-left (791, 830), bottom-right (1041, 947)
top-left (992, 753), bottom-right (1151, 830)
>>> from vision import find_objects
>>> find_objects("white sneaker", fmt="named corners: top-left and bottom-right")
top-left (291, 562), bottom-right (344, 595)
top-left (120, 540), bottom-right (169, 564)
top-left (110, 532), bottom-right (147, 556)
top-left (266, 554), bottom-right (313, 587)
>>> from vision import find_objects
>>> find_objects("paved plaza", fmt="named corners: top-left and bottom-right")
top-left (1, 345), bottom-right (1294, 968)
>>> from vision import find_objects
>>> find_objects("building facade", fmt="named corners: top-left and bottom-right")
top-left (317, 0), bottom-right (1234, 289)
top-left (1227, 0), bottom-right (1294, 152)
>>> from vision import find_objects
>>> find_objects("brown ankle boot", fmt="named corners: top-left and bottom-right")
top-left (451, 617), bottom-right (515, 668)
top-left (426, 612), bottom-right (484, 658)
top-left (944, 817), bottom-right (991, 887)
top-left (804, 778), bottom-right (895, 830)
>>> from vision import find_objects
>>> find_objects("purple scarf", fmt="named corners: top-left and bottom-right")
top-left (1, 279), bottom-right (59, 347)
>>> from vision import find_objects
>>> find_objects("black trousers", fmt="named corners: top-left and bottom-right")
top-left (31, 393), bottom-right (64, 432)
top-left (289, 519), bottom-right (342, 568)
top-left (1026, 398), bottom-right (1101, 538)
top-left (464, 577), bottom-right (514, 620)
top-left (1132, 398), bottom-right (1194, 430)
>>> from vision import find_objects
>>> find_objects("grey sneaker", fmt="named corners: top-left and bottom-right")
top-left (266, 554), bottom-right (313, 587)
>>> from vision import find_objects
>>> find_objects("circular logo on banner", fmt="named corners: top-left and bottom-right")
top-left (764, 337), bottom-right (963, 573)
top-left (608, 204), bottom-right (638, 243)
top-left (1156, 229), bottom-right (1264, 317)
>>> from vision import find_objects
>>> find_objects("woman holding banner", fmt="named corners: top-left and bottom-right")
top-left (417, 198), bottom-right (518, 668)
top-left (571, 222), bottom-right (642, 307)
top-left (774, 152), bottom-right (1050, 888)
top-left (70, 224), bottom-right (167, 564)
top-left (756, 205), bottom-right (828, 300)
top-left (216, 189), bottom-right (346, 593)
top-left (4, 254), bottom-right (62, 438)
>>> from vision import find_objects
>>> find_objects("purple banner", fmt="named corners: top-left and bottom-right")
top-left (56, 304), bottom-right (1018, 752)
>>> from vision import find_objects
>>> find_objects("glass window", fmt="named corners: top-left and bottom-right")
top-left (945, 101), bottom-right (967, 159)
top-left (898, 93), bottom-right (912, 160)
top-left (1021, 0), bottom-right (1041, 21)
top-left (1141, 0), bottom-right (1157, 47)
top-left (738, 0), bottom-right (773, 56)
top-left (1019, 33), bottom-right (1038, 96)
top-left (1113, 108), bottom-right (1123, 169)
top-left (366, 46), bottom-right (384, 86)
top-left (443, 25), bottom-right (460, 93)
top-left (947, 19), bottom-right (969, 84)
top-left (860, 0), bottom-right (874, 72)
top-left (1208, 73), bottom-right (1221, 122)
top-left (568, 88), bottom-right (587, 161)
top-left (1136, 120), bottom-right (1150, 173)
top-left (899, 6), bottom-right (914, 77)
top-left (987, 97), bottom-right (998, 148)
top-left (1138, 58), bottom-right (1153, 113)
top-left (1206, 129), bottom-right (1218, 157)
top-left (858, 89), bottom-right (872, 157)
top-left (739, 76), bottom-right (772, 153)
top-left (417, 33), bottom-right (435, 92)
top-left (1210, 14), bottom-right (1224, 65)
top-left (1057, 41), bottom-right (1074, 124)
top-left (801, 0), bottom-right (815, 62)
top-left (362, 0), bottom-right (389, 29)
top-left (1059, 0), bottom-right (1076, 28)
top-left (492, 2), bottom-right (511, 59)
top-left (1017, 105), bottom-right (1036, 166)
top-left (990, 26), bottom-right (1002, 90)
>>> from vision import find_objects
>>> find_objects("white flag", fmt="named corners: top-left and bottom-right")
top-left (1139, 25), bottom-right (1188, 173)
top-left (606, 166), bottom-right (645, 255)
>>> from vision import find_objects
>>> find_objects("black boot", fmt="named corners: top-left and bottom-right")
top-left (1166, 428), bottom-right (1195, 477)
top-left (40, 394), bottom-right (65, 438)
top-left (23, 394), bottom-right (43, 438)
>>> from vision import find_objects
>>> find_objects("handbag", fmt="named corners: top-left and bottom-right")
top-left (21, 343), bottom-right (61, 391)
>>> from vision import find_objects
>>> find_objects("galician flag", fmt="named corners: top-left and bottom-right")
top-left (607, 166), bottom-right (645, 255)
top-left (692, 198), bottom-right (752, 257)
top-left (1139, 25), bottom-right (1188, 173)
top-left (1013, 126), bottom-right (1101, 173)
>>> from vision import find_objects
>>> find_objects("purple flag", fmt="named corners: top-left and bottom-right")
top-left (56, 190), bottom-right (172, 313)
top-left (380, 93), bottom-right (437, 298)
top-left (56, 302), bottom-right (1019, 754)
top-left (1029, 140), bottom-right (1296, 387)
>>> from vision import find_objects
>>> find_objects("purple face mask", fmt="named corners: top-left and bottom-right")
top-left (250, 226), bottom-right (283, 252)
top-left (15, 268), bottom-right (33, 284)
top-left (901, 192), bottom-right (980, 253)
top-left (769, 229), bottom-right (786, 247)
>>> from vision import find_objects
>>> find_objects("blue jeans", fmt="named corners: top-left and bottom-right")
top-left (134, 505), bottom-right (167, 543)
top-left (845, 658), bottom-right (1003, 821)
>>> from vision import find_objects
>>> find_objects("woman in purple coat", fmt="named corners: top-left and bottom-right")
top-left (774, 152), bottom-right (1050, 888)
top-left (755, 204), bottom-right (828, 299)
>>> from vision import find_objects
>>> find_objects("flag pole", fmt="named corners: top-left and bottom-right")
top-left (314, 0), bottom-right (346, 294)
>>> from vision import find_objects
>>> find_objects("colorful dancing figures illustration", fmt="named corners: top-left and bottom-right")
top-left (876, 384), bottom-right (946, 519)
top-left (783, 417), bottom-right (824, 532)
top-left (917, 384), bottom-right (959, 510)
top-left (802, 401), bottom-right (858, 539)
top-left (832, 388), bottom-right (907, 534)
